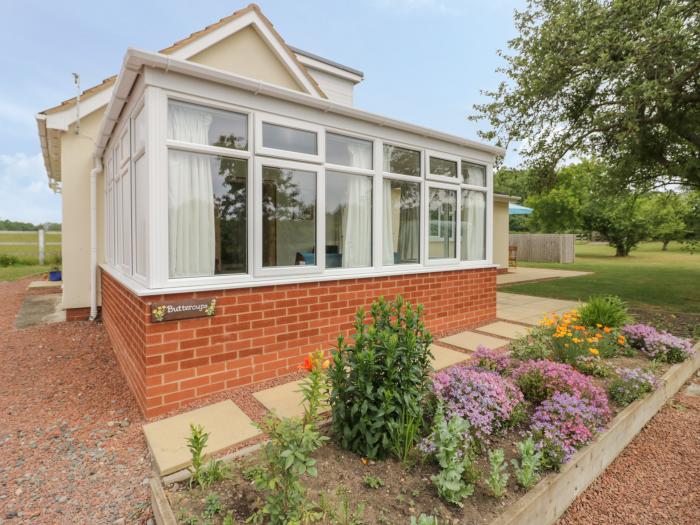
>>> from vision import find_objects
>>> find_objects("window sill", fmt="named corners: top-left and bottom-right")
top-left (100, 262), bottom-right (498, 298)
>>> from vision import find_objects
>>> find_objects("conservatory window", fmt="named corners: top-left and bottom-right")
top-left (325, 171), bottom-right (373, 268)
top-left (167, 100), bottom-right (248, 150)
top-left (383, 179), bottom-right (421, 265)
top-left (383, 144), bottom-right (421, 177)
top-left (429, 156), bottom-right (458, 180)
top-left (261, 166), bottom-right (317, 267)
top-left (326, 133), bottom-right (373, 170)
top-left (262, 123), bottom-right (317, 155)
top-left (462, 161), bottom-right (486, 187)
top-left (428, 187), bottom-right (457, 259)
top-left (461, 190), bottom-right (486, 261)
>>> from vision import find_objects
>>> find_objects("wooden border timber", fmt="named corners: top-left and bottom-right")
top-left (490, 345), bottom-right (700, 525)
top-left (150, 478), bottom-right (177, 525)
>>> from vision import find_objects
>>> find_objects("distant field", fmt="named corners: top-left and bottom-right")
top-left (0, 231), bottom-right (61, 263)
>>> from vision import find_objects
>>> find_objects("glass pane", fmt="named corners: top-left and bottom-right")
top-left (168, 151), bottom-right (247, 278)
top-left (462, 161), bottom-right (486, 186)
top-left (326, 171), bottom-right (372, 268)
top-left (262, 122), bottom-right (317, 155)
top-left (383, 144), bottom-right (421, 177)
top-left (326, 133), bottom-right (373, 169)
top-left (167, 100), bottom-right (248, 150)
top-left (383, 179), bottom-right (420, 265)
top-left (461, 190), bottom-right (486, 261)
top-left (134, 155), bottom-right (148, 276)
top-left (428, 188), bottom-right (457, 259)
top-left (430, 157), bottom-right (458, 179)
top-left (262, 166), bottom-right (316, 267)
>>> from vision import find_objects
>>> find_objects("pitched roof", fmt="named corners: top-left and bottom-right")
top-left (39, 3), bottom-right (330, 115)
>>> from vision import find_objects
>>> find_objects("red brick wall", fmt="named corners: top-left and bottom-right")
top-left (66, 307), bottom-right (91, 321)
top-left (102, 267), bottom-right (496, 418)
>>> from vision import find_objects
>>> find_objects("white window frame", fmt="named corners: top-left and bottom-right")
top-left (425, 181), bottom-right (460, 265)
top-left (255, 112), bottom-right (325, 163)
top-left (253, 156), bottom-right (324, 278)
top-left (461, 159), bottom-right (488, 188)
top-left (426, 150), bottom-right (461, 184)
top-left (323, 167), bottom-right (375, 275)
top-left (459, 166), bottom-right (490, 265)
top-left (324, 129), bottom-right (375, 176)
top-left (382, 141), bottom-right (423, 179)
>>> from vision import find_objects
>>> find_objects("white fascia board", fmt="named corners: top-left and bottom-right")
top-left (166, 9), bottom-right (323, 99)
top-left (493, 193), bottom-right (521, 203)
top-left (94, 48), bottom-right (506, 159)
top-left (294, 54), bottom-right (363, 83)
top-left (35, 114), bottom-right (54, 184)
top-left (43, 87), bottom-right (113, 131)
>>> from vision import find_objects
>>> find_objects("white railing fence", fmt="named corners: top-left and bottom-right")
top-left (0, 230), bottom-right (62, 264)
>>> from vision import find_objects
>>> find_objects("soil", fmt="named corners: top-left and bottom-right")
top-left (629, 306), bottom-right (700, 340)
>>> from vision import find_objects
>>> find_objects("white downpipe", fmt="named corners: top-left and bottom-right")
top-left (89, 156), bottom-right (102, 321)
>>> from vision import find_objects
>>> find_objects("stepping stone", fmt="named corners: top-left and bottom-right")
top-left (254, 380), bottom-right (307, 419)
top-left (477, 321), bottom-right (529, 340)
top-left (440, 331), bottom-right (509, 351)
top-left (143, 400), bottom-right (260, 476)
top-left (430, 344), bottom-right (470, 370)
top-left (684, 383), bottom-right (700, 397)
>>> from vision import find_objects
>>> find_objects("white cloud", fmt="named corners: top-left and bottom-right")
top-left (0, 152), bottom-right (61, 224)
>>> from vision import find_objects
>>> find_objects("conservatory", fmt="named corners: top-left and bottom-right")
top-left (95, 47), bottom-right (502, 416)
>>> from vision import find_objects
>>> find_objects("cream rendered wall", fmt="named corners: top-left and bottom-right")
top-left (60, 109), bottom-right (106, 309)
top-left (305, 67), bottom-right (354, 105)
top-left (493, 200), bottom-right (510, 270)
top-left (189, 26), bottom-right (304, 92)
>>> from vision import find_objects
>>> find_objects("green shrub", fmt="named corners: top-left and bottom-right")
top-left (328, 296), bottom-right (433, 459)
top-left (485, 449), bottom-right (509, 498)
top-left (511, 437), bottom-right (543, 490)
top-left (0, 254), bottom-right (19, 267)
top-left (578, 295), bottom-right (630, 328)
top-left (509, 326), bottom-right (553, 361)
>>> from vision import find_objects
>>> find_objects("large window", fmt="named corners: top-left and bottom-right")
top-left (428, 187), bottom-right (457, 259)
top-left (262, 123), bottom-right (317, 155)
top-left (261, 166), bottom-right (317, 267)
top-left (429, 157), bottom-right (458, 180)
top-left (326, 171), bottom-right (372, 268)
top-left (461, 190), bottom-right (486, 261)
top-left (383, 180), bottom-right (421, 265)
top-left (168, 151), bottom-right (248, 277)
top-left (326, 133), bottom-right (373, 170)
top-left (168, 100), bottom-right (248, 150)
top-left (383, 144), bottom-right (421, 177)
top-left (462, 161), bottom-right (486, 187)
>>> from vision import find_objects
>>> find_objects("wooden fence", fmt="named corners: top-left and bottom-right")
top-left (509, 234), bottom-right (576, 264)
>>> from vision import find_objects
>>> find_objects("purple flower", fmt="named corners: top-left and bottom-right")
top-left (432, 366), bottom-right (523, 441)
top-left (622, 324), bottom-right (695, 363)
top-left (471, 345), bottom-right (513, 374)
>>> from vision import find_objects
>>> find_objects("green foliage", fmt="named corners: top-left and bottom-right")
top-left (203, 493), bottom-right (223, 519)
top-left (426, 408), bottom-right (478, 507)
top-left (248, 352), bottom-right (329, 525)
top-left (511, 438), bottom-right (543, 490)
top-left (578, 295), bottom-right (630, 329)
top-left (573, 357), bottom-right (614, 378)
top-left (473, 0), bottom-right (700, 189)
top-left (185, 424), bottom-right (230, 490)
top-left (486, 449), bottom-right (509, 498)
top-left (410, 515), bottom-right (439, 525)
top-left (328, 295), bottom-right (433, 459)
top-left (362, 475), bottom-right (384, 489)
top-left (510, 326), bottom-right (553, 361)
top-left (582, 190), bottom-right (649, 257)
top-left (223, 513), bottom-right (234, 525)
top-left (318, 487), bottom-right (366, 525)
top-left (641, 192), bottom-right (690, 250)
top-left (389, 407), bottom-right (422, 466)
top-left (0, 254), bottom-right (19, 267)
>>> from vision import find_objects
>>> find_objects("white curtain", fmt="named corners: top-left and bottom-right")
top-left (341, 144), bottom-right (373, 267)
top-left (465, 164), bottom-right (485, 186)
top-left (382, 180), bottom-right (395, 264)
top-left (462, 191), bottom-right (486, 261)
top-left (168, 104), bottom-right (215, 277)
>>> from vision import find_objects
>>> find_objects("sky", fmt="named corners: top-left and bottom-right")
top-left (0, 0), bottom-right (525, 224)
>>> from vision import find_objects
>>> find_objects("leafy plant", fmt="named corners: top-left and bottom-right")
top-left (422, 407), bottom-right (478, 507)
top-left (579, 296), bottom-right (630, 329)
top-left (318, 486), bottom-right (366, 525)
top-left (0, 254), bottom-right (19, 267)
top-left (573, 356), bottom-right (614, 378)
top-left (389, 407), bottom-right (422, 466)
top-left (622, 324), bottom-right (695, 363)
top-left (486, 449), bottom-right (509, 498)
top-left (187, 425), bottom-right (229, 489)
top-left (410, 515), bottom-right (439, 525)
top-left (203, 493), bottom-right (223, 519)
top-left (509, 325), bottom-right (553, 361)
top-left (248, 351), bottom-right (329, 525)
top-left (608, 367), bottom-right (657, 406)
top-left (222, 513), bottom-right (234, 525)
top-left (511, 438), bottom-right (543, 490)
top-left (328, 295), bottom-right (433, 459)
top-left (362, 475), bottom-right (384, 489)
top-left (472, 345), bottom-right (513, 374)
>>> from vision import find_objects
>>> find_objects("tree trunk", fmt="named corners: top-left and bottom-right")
top-left (615, 244), bottom-right (629, 257)
top-left (662, 240), bottom-right (670, 251)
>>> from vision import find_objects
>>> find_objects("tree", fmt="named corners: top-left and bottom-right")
top-left (473, 0), bottom-right (700, 189)
top-left (641, 192), bottom-right (689, 250)
top-left (582, 191), bottom-right (649, 256)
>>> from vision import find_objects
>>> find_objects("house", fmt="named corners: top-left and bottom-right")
top-left (35, 4), bottom-right (507, 417)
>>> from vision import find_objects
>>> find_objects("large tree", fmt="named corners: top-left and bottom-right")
top-left (474, 0), bottom-right (700, 189)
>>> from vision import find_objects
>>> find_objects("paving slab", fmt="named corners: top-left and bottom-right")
top-left (440, 331), bottom-right (509, 351)
top-left (254, 380), bottom-right (307, 419)
top-left (430, 344), bottom-right (470, 370)
top-left (477, 321), bottom-right (530, 340)
top-left (28, 280), bottom-right (61, 289)
top-left (143, 400), bottom-right (261, 476)
top-left (497, 267), bottom-right (591, 285)
top-left (15, 294), bottom-right (65, 329)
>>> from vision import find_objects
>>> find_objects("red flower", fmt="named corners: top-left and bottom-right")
top-left (302, 355), bottom-right (313, 372)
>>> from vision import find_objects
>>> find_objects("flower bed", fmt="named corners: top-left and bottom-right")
top-left (158, 298), bottom-right (697, 525)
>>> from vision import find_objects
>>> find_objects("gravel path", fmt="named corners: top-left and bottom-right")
top-left (0, 278), bottom-right (151, 524)
top-left (560, 378), bottom-right (700, 525)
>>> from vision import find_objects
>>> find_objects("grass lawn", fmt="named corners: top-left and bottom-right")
top-left (0, 265), bottom-right (51, 282)
top-left (502, 241), bottom-right (700, 337)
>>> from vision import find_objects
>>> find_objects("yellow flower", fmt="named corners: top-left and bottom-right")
top-left (586, 338), bottom-right (597, 344)
top-left (589, 348), bottom-right (599, 355)
top-left (572, 337), bottom-right (582, 344)
top-left (595, 333), bottom-right (604, 339)
top-left (564, 344), bottom-right (569, 348)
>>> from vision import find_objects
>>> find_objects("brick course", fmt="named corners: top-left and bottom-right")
top-left (101, 267), bottom-right (496, 418)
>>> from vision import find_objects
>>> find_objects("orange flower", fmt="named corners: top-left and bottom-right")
top-left (302, 355), bottom-right (313, 372)
top-left (322, 359), bottom-right (330, 369)
top-left (595, 333), bottom-right (604, 339)
top-left (589, 348), bottom-right (599, 355)
top-left (604, 327), bottom-right (612, 334)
